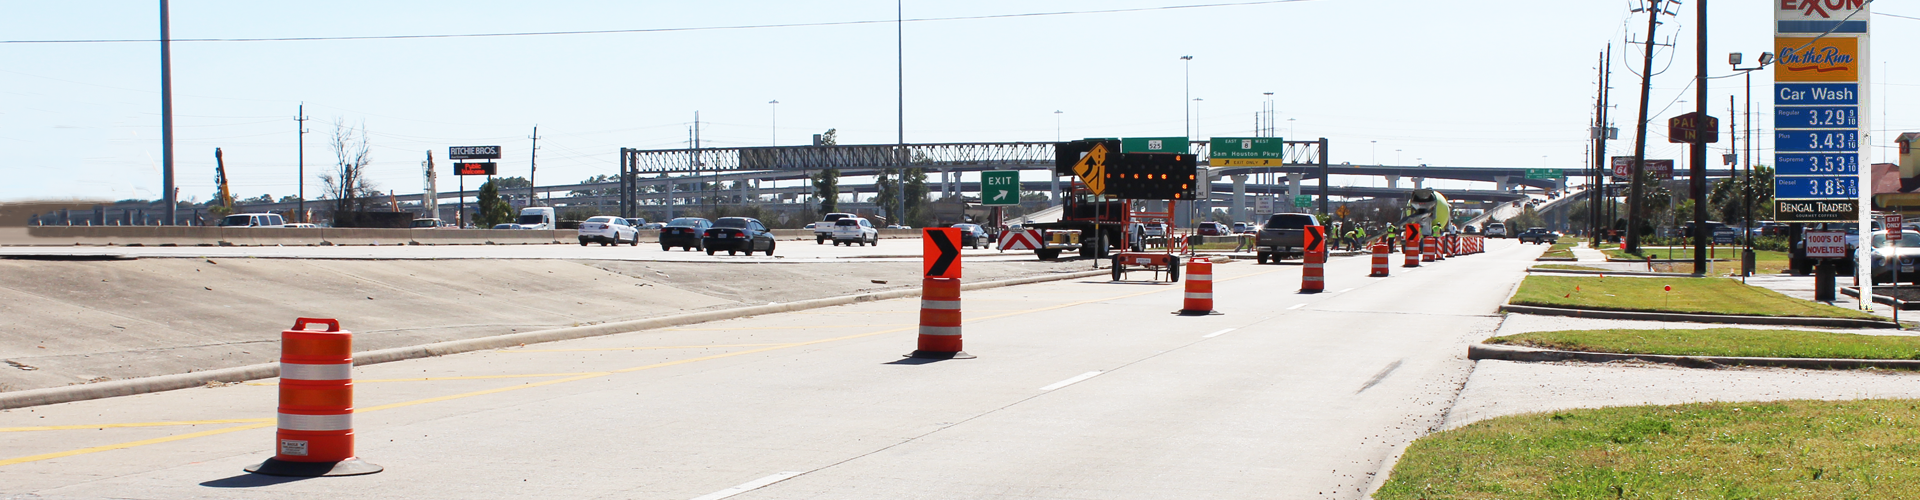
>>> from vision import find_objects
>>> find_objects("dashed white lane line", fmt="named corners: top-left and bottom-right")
top-left (1040, 371), bottom-right (1104, 391)
top-left (690, 471), bottom-right (805, 500)
top-left (1337, 287), bottom-right (1355, 293)
top-left (1203, 328), bottom-right (1235, 338)
top-left (1287, 303), bottom-right (1306, 310)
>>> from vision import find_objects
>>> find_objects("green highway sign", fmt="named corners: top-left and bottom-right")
top-left (1120, 137), bottom-right (1189, 154)
top-left (1208, 137), bottom-right (1286, 159)
top-left (981, 171), bottom-right (1021, 205)
top-left (1293, 195), bottom-right (1314, 208)
top-left (1524, 168), bottom-right (1564, 180)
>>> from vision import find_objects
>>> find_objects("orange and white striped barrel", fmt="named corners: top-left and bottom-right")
top-left (1180, 257), bottom-right (1215, 315)
top-left (1370, 242), bottom-right (1390, 277)
top-left (910, 277), bottom-right (972, 359)
top-left (1422, 237), bottom-right (1437, 262)
top-left (275, 318), bottom-right (356, 464)
top-left (1403, 224), bottom-right (1422, 268)
top-left (1301, 249), bottom-right (1326, 293)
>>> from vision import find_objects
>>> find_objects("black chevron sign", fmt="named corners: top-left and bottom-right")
top-left (924, 228), bottom-right (961, 279)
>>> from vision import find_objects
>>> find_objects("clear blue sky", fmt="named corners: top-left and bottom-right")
top-left (2, 0), bottom-right (1914, 202)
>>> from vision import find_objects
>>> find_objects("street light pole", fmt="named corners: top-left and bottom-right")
top-left (769, 100), bottom-right (779, 146)
top-left (1192, 98), bottom-right (1203, 139)
top-left (1731, 51), bottom-right (1774, 278)
top-left (1181, 55), bottom-right (1193, 139)
top-left (1051, 110), bottom-right (1063, 205)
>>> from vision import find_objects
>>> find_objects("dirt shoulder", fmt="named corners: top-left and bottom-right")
top-left (0, 257), bottom-right (1089, 393)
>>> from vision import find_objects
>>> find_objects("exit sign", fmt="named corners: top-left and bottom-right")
top-left (981, 171), bottom-right (1020, 206)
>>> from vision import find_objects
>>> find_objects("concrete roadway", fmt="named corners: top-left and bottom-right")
top-left (0, 241), bottom-right (1540, 499)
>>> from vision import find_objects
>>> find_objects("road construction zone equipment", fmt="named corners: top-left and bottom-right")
top-left (246, 318), bottom-right (382, 477)
top-left (1403, 224), bottom-right (1422, 267)
top-left (1422, 237), bottom-right (1437, 262)
top-left (910, 277), bottom-right (973, 359)
top-left (1370, 242), bottom-right (1391, 277)
top-left (998, 229), bottom-right (1042, 251)
top-left (1178, 257), bottom-right (1217, 315)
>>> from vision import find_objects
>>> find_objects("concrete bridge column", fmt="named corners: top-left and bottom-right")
top-left (1412, 177), bottom-right (1425, 190)
top-left (1287, 173), bottom-right (1304, 212)
top-left (1232, 175), bottom-right (1248, 223)
top-left (1384, 175), bottom-right (1400, 189)
top-left (1554, 177), bottom-right (1566, 195)
top-left (1495, 175), bottom-right (1510, 192)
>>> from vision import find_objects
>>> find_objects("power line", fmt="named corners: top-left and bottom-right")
top-left (1, 0), bottom-right (1321, 44)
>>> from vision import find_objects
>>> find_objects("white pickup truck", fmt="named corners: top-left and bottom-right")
top-left (831, 217), bottom-right (878, 246)
top-left (814, 212), bottom-right (855, 244)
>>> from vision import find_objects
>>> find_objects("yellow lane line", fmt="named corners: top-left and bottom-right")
top-left (1, 418), bottom-right (271, 433)
top-left (0, 422), bottom-right (274, 467)
top-left (1, 269), bottom-right (1274, 466)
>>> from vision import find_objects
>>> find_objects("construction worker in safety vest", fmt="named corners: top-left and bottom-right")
top-left (1355, 226), bottom-right (1368, 251)
top-left (1386, 225), bottom-right (1399, 251)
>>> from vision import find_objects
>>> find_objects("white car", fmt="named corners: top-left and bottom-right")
top-left (1484, 222), bottom-right (1507, 238)
top-left (831, 217), bottom-right (879, 246)
top-left (215, 213), bottom-right (287, 228)
top-left (577, 216), bottom-right (640, 246)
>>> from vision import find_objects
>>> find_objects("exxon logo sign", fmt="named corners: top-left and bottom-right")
top-left (1779, 0), bottom-right (1866, 20)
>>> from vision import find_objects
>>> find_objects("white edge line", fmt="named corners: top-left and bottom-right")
top-left (1039, 371), bottom-right (1104, 391)
top-left (1287, 303), bottom-right (1306, 310)
top-left (689, 471), bottom-right (805, 500)
top-left (1337, 287), bottom-right (1355, 293)
top-left (1203, 328), bottom-right (1235, 338)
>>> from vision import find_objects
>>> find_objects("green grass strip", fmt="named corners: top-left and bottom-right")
top-left (1511, 275), bottom-right (1881, 320)
top-left (1533, 264), bottom-right (1610, 272)
top-left (1377, 399), bottom-right (1920, 499)
top-left (1541, 242), bottom-right (1575, 259)
top-left (1488, 328), bottom-right (1920, 360)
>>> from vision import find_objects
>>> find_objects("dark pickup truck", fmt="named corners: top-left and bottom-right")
top-left (1517, 227), bottom-right (1559, 244)
top-left (1254, 213), bottom-right (1320, 264)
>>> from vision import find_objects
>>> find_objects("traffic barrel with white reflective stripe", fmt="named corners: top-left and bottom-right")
top-left (1403, 224), bottom-right (1421, 268)
top-left (909, 277), bottom-right (973, 359)
top-left (1302, 249), bottom-right (1326, 293)
top-left (1422, 237), bottom-right (1437, 262)
top-left (1370, 242), bottom-right (1391, 277)
top-left (1179, 257), bottom-right (1218, 315)
top-left (245, 318), bottom-right (382, 477)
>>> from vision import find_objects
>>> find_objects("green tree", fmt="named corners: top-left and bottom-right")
top-left (873, 168), bottom-right (898, 220)
top-left (1708, 165), bottom-right (1774, 225)
top-left (812, 129), bottom-right (840, 217)
top-left (903, 168), bottom-right (931, 227)
top-left (493, 176), bottom-right (532, 189)
top-left (475, 180), bottom-right (515, 227)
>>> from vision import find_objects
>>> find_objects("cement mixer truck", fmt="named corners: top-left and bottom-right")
top-left (1399, 188), bottom-right (1453, 239)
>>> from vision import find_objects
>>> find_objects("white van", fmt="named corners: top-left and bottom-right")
top-left (216, 213), bottom-right (286, 228)
top-left (516, 207), bottom-right (555, 230)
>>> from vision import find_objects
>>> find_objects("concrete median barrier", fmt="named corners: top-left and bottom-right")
top-left (1, 226), bottom-right (574, 247)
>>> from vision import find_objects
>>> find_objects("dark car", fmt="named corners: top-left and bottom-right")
top-left (702, 217), bottom-right (776, 256)
top-left (1196, 222), bottom-right (1229, 236)
top-left (1870, 230), bottom-right (1920, 284)
top-left (659, 217), bottom-right (711, 251)
top-left (952, 223), bottom-right (991, 249)
top-left (1254, 213), bottom-right (1320, 264)
top-left (1516, 227), bottom-right (1559, 244)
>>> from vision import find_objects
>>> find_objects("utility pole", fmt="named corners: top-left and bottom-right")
top-left (1624, 0), bottom-right (1671, 254)
top-left (295, 103), bottom-right (308, 222)
top-left (422, 151), bottom-right (437, 220)
top-left (160, 0), bottom-right (176, 225)
top-left (1689, 0), bottom-right (1708, 275)
top-left (1591, 47), bottom-right (1612, 248)
top-left (528, 125), bottom-right (540, 206)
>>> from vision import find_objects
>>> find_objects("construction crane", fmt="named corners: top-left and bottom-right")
top-left (213, 148), bottom-right (235, 211)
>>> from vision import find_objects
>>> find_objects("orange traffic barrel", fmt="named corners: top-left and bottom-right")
top-left (1301, 249), bottom-right (1325, 293)
top-left (1422, 237), bottom-right (1437, 262)
top-left (910, 278), bottom-right (973, 359)
top-left (1403, 237), bottom-right (1421, 267)
top-left (1370, 242), bottom-right (1391, 277)
top-left (246, 318), bottom-right (382, 477)
top-left (1179, 257), bottom-right (1218, 315)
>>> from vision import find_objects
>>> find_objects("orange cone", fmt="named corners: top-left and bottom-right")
top-left (247, 318), bottom-right (382, 477)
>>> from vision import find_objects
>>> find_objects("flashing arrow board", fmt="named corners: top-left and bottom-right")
top-left (1774, 175), bottom-right (1859, 199)
top-left (1208, 137), bottom-right (1286, 158)
top-left (923, 228), bottom-right (962, 279)
top-left (1776, 130), bottom-right (1860, 152)
top-left (1525, 168), bottom-right (1563, 180)
top-left (1775, 83), bottom-right (1859, 105)
top-left (1775, 106), bottom-right (1859, 129)
top-left (1774, 153), bottom-right (1860, 176)
top-left (1121, 137), bottom-right (1188, 154)
top-left (981, 171), bottom-right (1020, 206)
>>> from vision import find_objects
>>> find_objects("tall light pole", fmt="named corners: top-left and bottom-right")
top-left (160, 0), bottom-right (176, 225)
top-left (1396, 149), bottom-right (1402, 165)
top-left (1731, 51), bottom-right (1773, 278)
top-left (768, 100), bottom-right (779, 146)
top-left (1288, 118), bottom-right (1296, 138)
top-left (1051, 110), bottom-right (1063, 205)
top-left (1192, 98), bottom-right (1204, 139)
top-left (1181, 55), bottom-right (1193, 139)
top-left (1371, 140), bottom-right (1378, 165)
top-left (1054, 110), bottom-right (1063, 141)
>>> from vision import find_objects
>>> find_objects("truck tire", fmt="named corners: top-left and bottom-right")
top-left (1167, 258), bottom-right (1180, 282)
top-left (1080, 231), bottom-right (1109, 259)
top-left (1037, 249), bottom-right (1062, 260)
top-left (1257, 252), bottom-right (1269, 264)
top-left (817, 236), bottom-right (825, 244)
top-left (1111, 257), bottom-right (1124, 281)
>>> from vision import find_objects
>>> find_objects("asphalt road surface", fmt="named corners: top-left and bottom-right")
top-left (0, 241), bottom-right (1539, 499)
top-left (0, 237), bottom-right (1029, 263)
